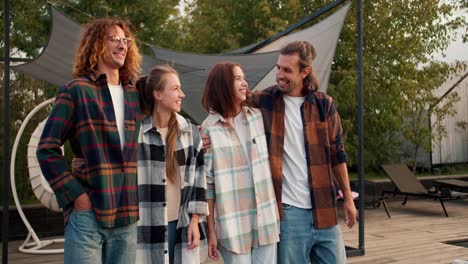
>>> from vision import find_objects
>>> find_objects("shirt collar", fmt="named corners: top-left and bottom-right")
top-left (205, 106), bottom-right (253, 125)
top-left (87, 72), bottom-right (132, 88)
top-left (142, 114), bottom-right (191, 134)
top-left (272, 84), bottom-right (316, 104)
top-left (304, 89), bottom-right (317, 104)
top-left (142, 116), bottom-right (154, 133)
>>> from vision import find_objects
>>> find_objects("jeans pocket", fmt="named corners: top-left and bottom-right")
top-left (70, 209), bottom-right (96, 230)
top-left (282, 203), bottom-right (293, 210)
top-left (64, 209), bottom-right (101, 263)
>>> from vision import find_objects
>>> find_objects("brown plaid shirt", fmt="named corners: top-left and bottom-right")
top-left (251, 85), bottom-right (347, 228)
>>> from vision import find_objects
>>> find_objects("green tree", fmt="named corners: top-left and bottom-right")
top-left (51, 0), bottom-right (182, 52)
top-left (328, 0), bottom-right (467, 170)
top-left (0, 0), bottom-right (50, 58)
top-left (179, 0), bottom-right (287, 53)
top-left (400, 62), bottom-right (464, 173)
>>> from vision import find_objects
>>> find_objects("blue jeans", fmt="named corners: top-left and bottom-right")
top-left (168, 220), bottom-right (178, 264)
top-left (64, 209), bottom-right (137, 264)
top-left (277, 204), bottom-right (346, 264)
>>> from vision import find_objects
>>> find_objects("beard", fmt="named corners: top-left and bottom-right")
top-left (276, 78), bottom-right (292, 92)
top-left (276, 77), bottom-right (306, 96)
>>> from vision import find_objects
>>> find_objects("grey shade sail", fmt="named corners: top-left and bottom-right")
top-left (12, 3), bottom-right (350, 123)
top-left (12, 6), bottom-right (80, 87)
top-left (152, 47), bottom-right (280, 121)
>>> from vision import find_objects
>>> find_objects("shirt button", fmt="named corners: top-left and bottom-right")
top-left (163, 202), bottom-right (166, 207)
top-left (162, 179), bottom-right (166, 183)
top-left (164, 250), bottom-right (168, 254)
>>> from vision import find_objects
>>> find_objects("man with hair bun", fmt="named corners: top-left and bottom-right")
top-left (250, 40), bottom-right (357, 264)
top-left (37, 18), bottom-right (142, 263)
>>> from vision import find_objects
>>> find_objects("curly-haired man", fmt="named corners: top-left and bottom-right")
top-left (37, 18), bottom-right (142, 263)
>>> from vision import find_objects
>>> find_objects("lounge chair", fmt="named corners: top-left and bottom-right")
top-left (381, 164), bottom-right (468, 217)
top-left (433, 179), bottom-right (468, 193)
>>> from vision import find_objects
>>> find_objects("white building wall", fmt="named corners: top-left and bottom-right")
top-left (431, 69), bottom-right (468, 165)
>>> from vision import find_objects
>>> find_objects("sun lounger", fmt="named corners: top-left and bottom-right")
top-left (381, 164), bottom-right (468, 217)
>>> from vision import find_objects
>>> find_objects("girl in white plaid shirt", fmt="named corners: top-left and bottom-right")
top-left (201, 62), bottom-right (280, 264)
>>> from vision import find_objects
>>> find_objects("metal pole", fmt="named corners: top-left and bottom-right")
top-left (357, 0), bottom-right (365, 254)
top-left (3, 0), bottom-right (11, 262)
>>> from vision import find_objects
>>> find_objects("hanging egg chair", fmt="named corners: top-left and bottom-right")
top-left (11, 98), bottom-right (64, 254)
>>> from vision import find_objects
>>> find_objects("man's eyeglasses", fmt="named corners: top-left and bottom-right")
top-left (107, 36), bottom-right (133, 47)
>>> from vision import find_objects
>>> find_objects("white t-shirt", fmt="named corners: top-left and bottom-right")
top-left (108, 83), bottom-right (125, 150)
top-left (282, 95), bottom-right (312, 209)
top-left (233, 111), bottom-right (249, 163)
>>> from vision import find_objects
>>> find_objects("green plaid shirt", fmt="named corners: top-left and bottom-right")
top-left (37, 73), bottom-right (142, 228)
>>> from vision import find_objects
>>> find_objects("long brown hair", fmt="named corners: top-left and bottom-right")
top-left (73, 18), bottom-right (142, 81)
top-left (280, 41), bottom-right (320, 92)
top-left (136, 65), bottom-right (180, 183)
top-left (202, 62), bottom-right (251, 118)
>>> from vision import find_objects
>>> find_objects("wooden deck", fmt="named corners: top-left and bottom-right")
top-left (343, 198), bottom-right (468, 264)
top-left (2, 198), bottom-right (468, 263)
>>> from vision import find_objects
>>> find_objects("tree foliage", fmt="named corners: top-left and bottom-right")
top-left (399, 62), bottom-right (464, 173)
top-left (178, 0), bottom-right (287, 53)
top-left (52, 0), bottom-right (182, 52)
top-left (327, 0), bottom-right (467, 170)
top-left (0, 0), bottom-right (50, 58)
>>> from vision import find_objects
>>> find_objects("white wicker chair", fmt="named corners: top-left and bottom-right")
top-left (10, 98), bottom-right (64, 254)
